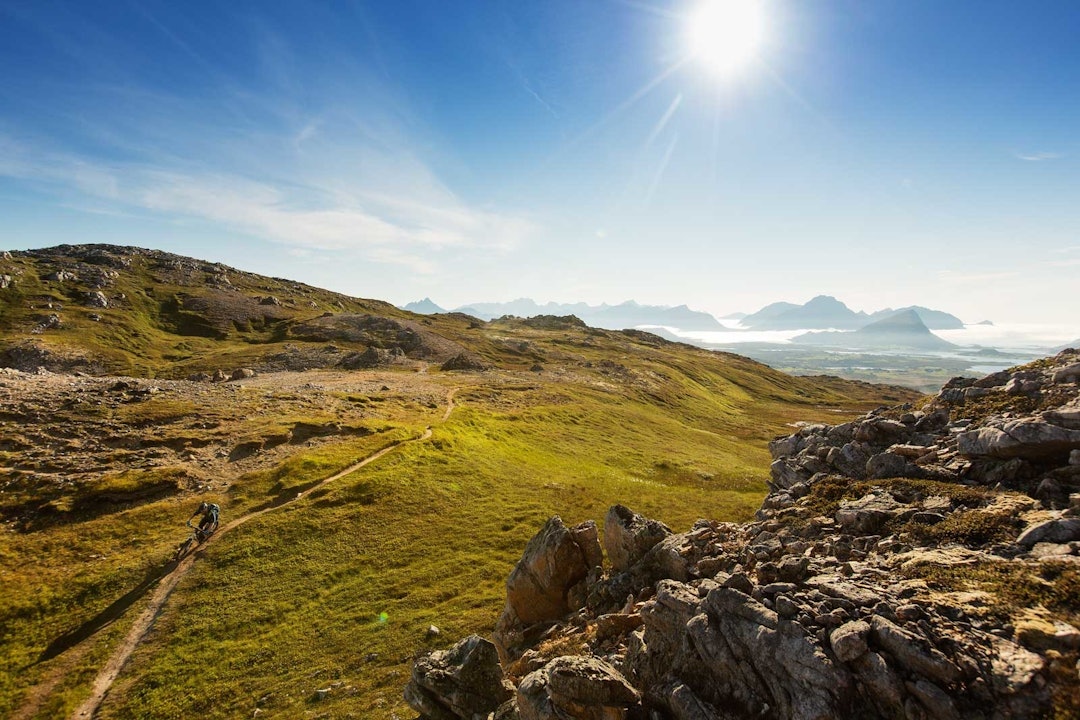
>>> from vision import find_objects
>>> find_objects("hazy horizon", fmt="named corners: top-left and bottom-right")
top-left (2, 1), bottom-right (1078, 325)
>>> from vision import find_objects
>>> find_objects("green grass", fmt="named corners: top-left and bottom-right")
top-left (95, 391), bottom-right (774, 719)
top-left (0, 245), bottom-right (917, 718)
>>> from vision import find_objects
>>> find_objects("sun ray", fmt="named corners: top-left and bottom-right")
top-left (540, 57), bottom-right (690, 172)
top-left (644, 93), bottom-right (684, 152)
top-left (646, 131), bottom-right (680, 203)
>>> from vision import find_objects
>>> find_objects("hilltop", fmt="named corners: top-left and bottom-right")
top-left (0, 244), bottom-right (914, 719)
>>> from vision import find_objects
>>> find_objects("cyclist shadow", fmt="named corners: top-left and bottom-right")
top-left (37, 558), bottom-right (181, 662)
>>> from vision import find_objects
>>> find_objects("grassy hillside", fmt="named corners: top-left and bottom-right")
top-left (0, 245), bottom-right (918, 719)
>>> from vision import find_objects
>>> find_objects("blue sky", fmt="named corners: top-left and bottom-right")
top-left (1, 0), bottom-right (1078, 326)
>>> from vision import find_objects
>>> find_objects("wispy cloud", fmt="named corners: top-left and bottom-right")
top-left (0, 136), bottom-right (534, 271)
top-left (1015, 151), bottom-right (1063, 162)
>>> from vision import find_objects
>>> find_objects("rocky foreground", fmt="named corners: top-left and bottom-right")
top-left (404, 350), bottom-right (1080, 719)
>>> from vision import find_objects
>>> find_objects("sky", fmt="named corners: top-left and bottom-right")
top-left (1, 0), bottom-right (1079, 327)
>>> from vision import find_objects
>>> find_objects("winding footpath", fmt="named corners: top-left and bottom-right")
top-left (19, 388), bottom-right (458, 720)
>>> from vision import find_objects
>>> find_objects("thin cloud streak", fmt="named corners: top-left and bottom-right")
top-left (1015, 151), bottom-right (1063, 162)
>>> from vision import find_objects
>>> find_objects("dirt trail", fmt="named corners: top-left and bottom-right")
top-left (44, 388), bottom-right (459, 720)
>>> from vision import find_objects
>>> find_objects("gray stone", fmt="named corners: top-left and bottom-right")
top-left (517, 657), bottom-right (638, 720)
top-left (84, 291), bottom-right (109, 308)
top-left (852, 651), bottom-right (905, 716)
top-left (990, 638), bottom-right (1045, 695)
top-left (957, 420), bottom-right (1080, 460)
top-left (832, 442), bottom-right (872, 479)
top-left (835, 491), bottom-right (902, 535)
top-left (770, 458), bottom-right (813, 489)
top-left (1052, 363), bottom-right (1080, 384)
top-left (869, 615), bottom-right (961, 685)
top-left (545, 656), bottom-right (639, 707)
top-left (866, 452), bottom-right (920, 479)
top-left (604, 505), bottom-right (672, 573)
top-left (404, 635), bottom-right (511, 720)
top-left (1016, 517), bottom-right (1080, 549)
top-left (665, 681), bottom-right (725, 720)
top-left (830, 620), bottom-right (870, 662)
top-left (907, 679), bottom-right (961, 720)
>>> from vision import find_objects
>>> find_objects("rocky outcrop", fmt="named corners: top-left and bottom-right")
top-left (406, 351), bottom-right (1080, 720)
top-left (403, 635), bottom-right (512, 720)
top-left (603, 504), bottom-right (672, 573)
top-left (767, 350), bottom-right (1080, 505)
top-left (441, 353), bottom-right (490, 372)
top-left (517, 656), bottom-right (638, 720)
top-left (493, 517), bottom-right (602, 663)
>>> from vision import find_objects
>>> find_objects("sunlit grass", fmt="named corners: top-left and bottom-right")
top-left (0, 302), bottom-right (907, 718)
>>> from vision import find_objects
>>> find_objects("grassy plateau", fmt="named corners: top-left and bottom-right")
top-left (0, 245), bottom-right (916, 719)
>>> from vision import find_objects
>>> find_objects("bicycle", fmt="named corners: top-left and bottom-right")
top-left (172, 521), bottom-right (214, 562)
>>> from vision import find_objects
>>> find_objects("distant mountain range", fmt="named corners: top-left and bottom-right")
top-left (399, 294), bottom-right (971, 335)
top-left (401, 298), bottom-right (725, 331)
top-left (401, 297), bottom-right (446, 314)
top-left (738, 295), bottom-right (965, 331)
top-left (793, 308), bottom-right (957, 351)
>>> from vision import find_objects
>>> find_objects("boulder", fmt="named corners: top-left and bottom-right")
top-left (1052, 363), bottom-right (1080, 384)
top-left (854, 418), bottom-right (910, 446)
top-left (830, 620), bottom-right (871, 663)
top-left (957, 420), bottom-right (1080, 460)
top-left (769, 457), bottom-right (812, 489)
top-left (866, 452), bottom-right (921, 480)
top-left (868, 615), bottom-right (960, 686)
top-left (835, 491), bottom-right (902, 535)
top-left (441, 353), bottom-right (488, 371)
top-left (832, 442), bottom-right (872, 479)
top-left (518, 657), bottom-right (638, 720)
top-left (341, 347), bottom-right (391, 369)
top-left (84, 291), bottom-right (109, 308)
top-left (603, 505), bottom-right (672, 573)
top-left (1016, 517), bottom-right (1080, 549)
top-left (494, 516), bottom-right (600, 662)
top-left (230, 368), bottom-right (257, 381)
top-left (404, 635), bottom-right (512, 720)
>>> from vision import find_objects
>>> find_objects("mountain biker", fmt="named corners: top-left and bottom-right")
top-left (189, 501), bottom-right (220, 539)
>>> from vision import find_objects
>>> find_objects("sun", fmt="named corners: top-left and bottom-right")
top-left (686, 0), bottom-right (766, 78)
